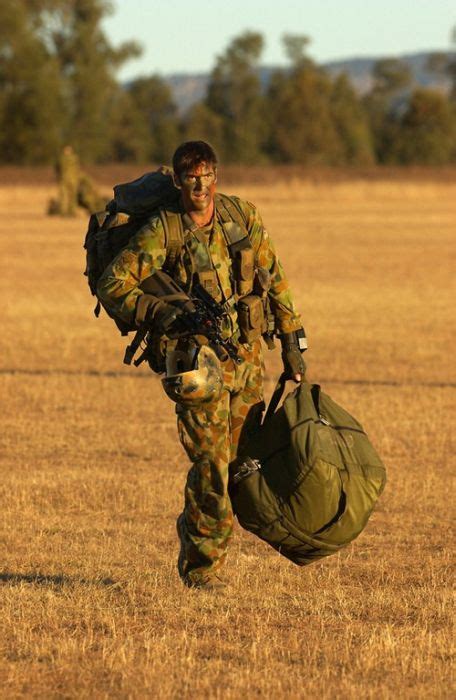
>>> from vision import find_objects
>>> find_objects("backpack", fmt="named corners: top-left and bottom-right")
top-left (229, 377), bottom-right (386, 566)
top-left (83, 167), bottom-right (250, 336)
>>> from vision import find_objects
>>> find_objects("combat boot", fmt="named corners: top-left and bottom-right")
top-left (176, 516), bottom-right (227, 591)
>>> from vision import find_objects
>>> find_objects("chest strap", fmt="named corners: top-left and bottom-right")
top-left (160, 196), bottom-right (254, 297)
top-left (215, 193), bottom-right (251, 255)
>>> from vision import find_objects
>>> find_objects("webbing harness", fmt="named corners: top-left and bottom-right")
top-left (159, 193), bottom-right (252, 278)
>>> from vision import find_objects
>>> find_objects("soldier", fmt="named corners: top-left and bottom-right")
top-left (97, 141), bottom-right (306, 590)
top-left (77, 172), bottom-right (107, 214)
top-left (49, 145), bottom-right (105, 216)
top-left (55, 145), bottom-right (80, 217)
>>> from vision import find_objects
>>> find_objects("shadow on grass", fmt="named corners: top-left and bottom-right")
top-left (0, 367), bottom-right (149, 379)
top-left (1, 367), bottom-right (455, 388)
top-left (0, 572), bottom-right (117, 588)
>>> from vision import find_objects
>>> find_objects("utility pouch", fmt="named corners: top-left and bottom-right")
top-left (234, 247), bottom-right (254, 296)
top-left (238, 295), bottom-right (266, 344)
top-left (252, 267), bottom-right (275, 348)
top-left (253, 267), bottom-right (271, 297)
top-left (197, 269), bottom-right (219, 297)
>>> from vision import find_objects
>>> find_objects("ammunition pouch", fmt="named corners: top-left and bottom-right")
top-left (237, 295), bottom-right (266, 344)
top-left (234, 247), bottom-right (255, 296)
top-left (237, 266), bottom-right (274, 345)
top-left (197, 269), bottom-right (219, 297)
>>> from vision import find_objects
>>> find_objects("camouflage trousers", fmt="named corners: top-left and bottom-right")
top-left (176, 340), bottom-right (265, 586)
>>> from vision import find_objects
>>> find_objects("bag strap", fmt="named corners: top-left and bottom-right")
top-left (264, 372), bottom-right (288, 422)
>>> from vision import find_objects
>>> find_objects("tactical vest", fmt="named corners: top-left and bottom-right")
top-left (158, 193), bottom-right (253, 300)
top-left (84, 171), bottom-right (271, 343)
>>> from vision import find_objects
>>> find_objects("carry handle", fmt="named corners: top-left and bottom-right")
top-left (264, 375), bottom-right (320, 424)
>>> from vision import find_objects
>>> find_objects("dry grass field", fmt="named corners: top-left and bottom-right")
top-left (0, 174), bottom-right (455, 698)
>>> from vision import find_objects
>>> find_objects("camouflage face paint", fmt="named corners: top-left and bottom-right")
top-left (177, 162), bottom-right (217, 216)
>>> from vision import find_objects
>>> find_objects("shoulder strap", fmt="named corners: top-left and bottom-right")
top-left (215, 193), bottom-right (252, 255)
top-left (215, 193), bottom-right (247, 228)
top-left (160, 195), bottom-right (251, 273)
top-left (215, 193), bottom-right (250, 245)
top-left (159, 209), bottom-right (185, 274)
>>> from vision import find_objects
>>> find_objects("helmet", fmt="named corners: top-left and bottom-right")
top-left (162, 343), bottom-right (223, 406)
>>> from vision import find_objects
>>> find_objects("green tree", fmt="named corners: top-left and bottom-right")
top-left (0, 1), bottom-right (63, 163)
top-left (205, 31), bottom-right (266, 163)
top-left (391, 88), bottom-right (456, 164)
top-left (181, 102), bottom-right (225, 156)
top-left (281, 34), bottom-right (311, 67)
top-left (364, 58), bottom-right (412, 162)
top-left (370, 58), bottom-right (412, 96)
top-left (265, 35), bottom-right (342, 164)
top-left (48, 0), bottom-right (141, 162)
top-left (127, 76), bottom-right (179, 163)
top-left (106, 89), bottom-right (151, 163)
top-left (450, 26), bottom-right (456, 100)
top-left (0, 0), bottom-right (141, 163)
top-left (427, 26), bottom-right (456, 101)
top-left (329, 74), bottom-right (375, 165)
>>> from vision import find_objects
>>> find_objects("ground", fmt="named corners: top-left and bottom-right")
top-left (0, 174), bottom-right (454, 698)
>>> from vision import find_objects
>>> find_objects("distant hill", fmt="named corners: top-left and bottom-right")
top-left (164, 52), bottom-right (452, 114)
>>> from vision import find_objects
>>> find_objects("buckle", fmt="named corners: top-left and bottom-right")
top-left (222, 295), bottom-right (236, 312)
top-left (231, 457), bottom-right (261, 485)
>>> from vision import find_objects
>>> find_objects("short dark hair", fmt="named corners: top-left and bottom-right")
top-left (172, 141), bottom-right (218, 178)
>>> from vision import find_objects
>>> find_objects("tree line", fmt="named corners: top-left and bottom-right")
top-left (1, 0), bottom-right (455, 167)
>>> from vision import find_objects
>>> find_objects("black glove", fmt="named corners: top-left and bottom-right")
top-left (135, 294), bottom-right (182, 333)
top-left (280, 328), bottom-right (307, 382)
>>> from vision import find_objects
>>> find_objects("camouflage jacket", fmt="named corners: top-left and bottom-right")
top-left (97, 195), bottom-right (302, 343)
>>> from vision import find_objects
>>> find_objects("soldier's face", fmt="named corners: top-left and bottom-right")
top-left (176, 162), bottom-right (217, 213)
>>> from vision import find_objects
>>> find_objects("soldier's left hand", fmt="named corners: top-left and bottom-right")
top-left (281, 345), bottom-right (306, 383)
top-left (280, 329), bottom-right (307, 383)
top-left (135, 293), bottom-right (182, 333)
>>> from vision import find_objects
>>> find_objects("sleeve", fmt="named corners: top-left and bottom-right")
top-left (96, 215), bottom-right (167, 326)
top-left (238, 199), bottom-right (303, 334)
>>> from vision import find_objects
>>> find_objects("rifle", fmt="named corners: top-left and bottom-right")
top-left (123, 270), bottom-right (242, 368)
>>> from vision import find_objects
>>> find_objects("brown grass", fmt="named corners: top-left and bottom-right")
top-left (0, 177), bottom-right (455, 698)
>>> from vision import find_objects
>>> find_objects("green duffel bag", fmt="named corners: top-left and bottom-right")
top-left (229, 376), bottom-right (386, 566)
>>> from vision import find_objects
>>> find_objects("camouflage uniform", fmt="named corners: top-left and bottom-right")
top-left (51, 146), bottom-right (105, 217)
top-left (56, 146), bottom-right (80, 217)
top-left (97, 196), bottom-right (302, 585)
top-left (77, 173), bottom-right (106, 215)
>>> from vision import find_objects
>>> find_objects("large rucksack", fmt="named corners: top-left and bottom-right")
top-left (230, 377), bottom-right (386, 566)
top-left (84, 167), bottom-right (249, 336)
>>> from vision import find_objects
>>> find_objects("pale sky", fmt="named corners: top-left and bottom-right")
top-left (103, 0), bottom-right (455, 80)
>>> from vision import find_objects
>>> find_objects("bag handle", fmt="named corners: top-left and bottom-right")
top-left (264, 375), bottom-right (320, 424)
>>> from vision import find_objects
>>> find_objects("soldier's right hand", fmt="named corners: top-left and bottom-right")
top-left (135, 294), bottom-right (182, 333)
